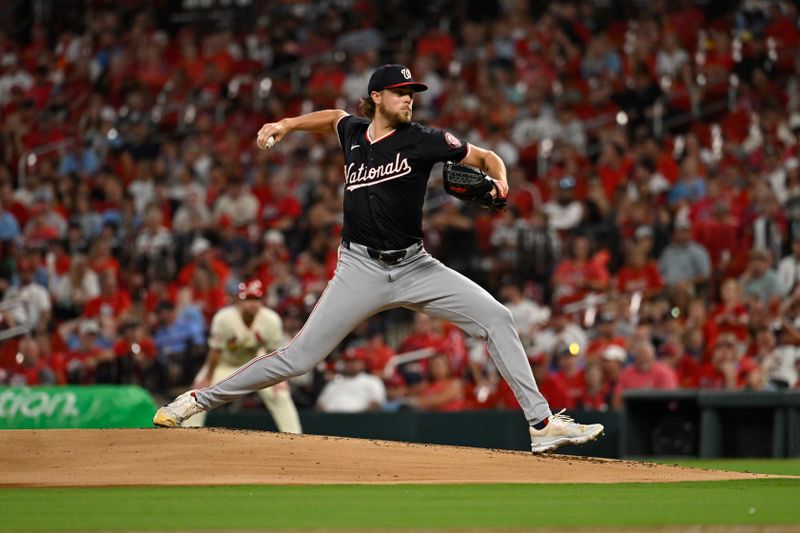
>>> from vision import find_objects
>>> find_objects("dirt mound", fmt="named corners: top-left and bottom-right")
top-left (0, 428), bottom-right (773, 487)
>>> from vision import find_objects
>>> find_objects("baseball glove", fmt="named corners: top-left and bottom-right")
top-left (442, 162), bottom-right (507, 212)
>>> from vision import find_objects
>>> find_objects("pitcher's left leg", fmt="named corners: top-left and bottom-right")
top-left (396, 255), bottom-right (551, 424)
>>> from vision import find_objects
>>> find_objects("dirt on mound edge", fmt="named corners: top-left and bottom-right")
top-left (0, 428), bottom-right (776, 486)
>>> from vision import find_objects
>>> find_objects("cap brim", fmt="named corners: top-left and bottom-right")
top-left (382, 81), bottom-right (428, 92)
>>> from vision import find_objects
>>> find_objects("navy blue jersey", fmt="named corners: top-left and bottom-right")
top-left (336, 114), bottom-right (469, 250)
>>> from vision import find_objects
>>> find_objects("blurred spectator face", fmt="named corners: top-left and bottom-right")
top-left (18, 337), bottom-right (40, 367)
top-left (556, 350), bottom-right (579, 375)
top-left (500, 284), bottom-right (521, 303)
top-left (601, 355), bottom-right (622, 380)
top-left (687, 299), bottom-right (707, 323)
top-left (755, 327), bottom-right (777, 354)
top-left (584, 361), bottom-right (604, 391)
top-left (657, 341), bottom-right (683, 368)
top-left (572, 236), bottom-right (590, 261)
top-left (99, 270), bottom-right (117, 294)
top-left (412, 313), bottom-right (434, 334)
top-left (78, 320), bottom-right (101, 347)
top-left (712, 336), bottom-right (737, 369)
top-left (555, 177), bottom-right (576, 204)
top-left (628, 246), bottom-right (646, 268)
top-left (191, 266), bottom-right (212, 289)
top-left (144, 206), bottom-right (162, 228)
top-left (674, 224), bottom-right (692, 244)
top-left (632, 342), bottom-right (655, 371)
top-left (748, 250), bottom-right (770, 276)
top-left (428, 354), bottom-right (451, 381)
top-left (17, 262), bottom-right (35, 285)
top-left (551, 310), bottom-right (571, 331)
top-left (595, 312), bottom-right (617, 337)
top-left (342, 352), bottom-right (365, 377)
top-left (720, 278), bottom-right (741, 304)
top-left (530, 353), bottom-right (550, 382)
top-left (157, 303), bottom-right (176, 325)
top-left (791, 238), bottom-right (800, 259)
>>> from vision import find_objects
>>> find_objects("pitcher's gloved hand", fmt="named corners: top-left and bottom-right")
top-left (442, 162), bottom-right (507, 212)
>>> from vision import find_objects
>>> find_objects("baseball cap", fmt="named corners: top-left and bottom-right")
top-left (601, 344), bottom-right (627, 363)
top-left (367, 64), bottom-right (428, 94)
top-left (557, 176), bottom-right (577, 190)
top-left (190, 237), bottom-right (211, 256)
top-left (79, 320), bottom-right (100, 336)
top-left (238, 279), bottom-right (264, 300)
top-left (341, 347), bottom-right (366, 362)
top-left (635, 225), bottom-right (654, 240)
top-left (596, 311), bottom-right (616, 325)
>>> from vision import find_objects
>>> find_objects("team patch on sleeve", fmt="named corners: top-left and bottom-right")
top-left (444, 131), bottom-right (462, 148)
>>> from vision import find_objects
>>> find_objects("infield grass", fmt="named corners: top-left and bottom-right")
top-left (2, 479), bottom-right (799, 531)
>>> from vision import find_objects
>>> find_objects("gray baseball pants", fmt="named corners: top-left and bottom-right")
top-left (194, 241), bottom-right (552, 425)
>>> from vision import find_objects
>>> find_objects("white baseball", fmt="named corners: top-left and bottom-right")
top-left (259, 135), bottom-right (275, 150)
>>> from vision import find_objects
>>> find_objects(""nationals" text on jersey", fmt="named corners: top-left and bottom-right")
top-left (344, 153), bottom-right (412, 191)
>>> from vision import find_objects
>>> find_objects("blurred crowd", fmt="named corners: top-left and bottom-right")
top-left (1, 0), bottom-right (800, 415)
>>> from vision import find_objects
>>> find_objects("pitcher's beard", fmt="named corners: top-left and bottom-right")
top-left (379, 107), bottom-right (412, 127)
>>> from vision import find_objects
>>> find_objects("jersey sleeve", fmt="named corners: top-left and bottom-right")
top-left (335, 114), bottom-right (354, 148)
top-left (415, 127), bottom-right (469, 164)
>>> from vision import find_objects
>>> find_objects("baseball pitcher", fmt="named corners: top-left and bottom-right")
top-left (181, 280), bottom-right (302, 433)
top-left (155, 64), bottom-right (602, 453)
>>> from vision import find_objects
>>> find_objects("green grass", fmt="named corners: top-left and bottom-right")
top-left (652, 458), bottom-right (800, 476)
top-left (2, 480), bottom-right (800, 531)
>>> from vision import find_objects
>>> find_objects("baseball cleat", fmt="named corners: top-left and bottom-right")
top-left (529, 410), bottom-right (604, 454)
top-left (153, 390), bottom-right (205, 428)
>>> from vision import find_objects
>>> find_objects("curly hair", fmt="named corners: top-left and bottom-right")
top-left (358, 96), bottom-right (376, 119)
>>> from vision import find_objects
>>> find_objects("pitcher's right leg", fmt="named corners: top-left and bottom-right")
top-left (196, 249), bottom-right (392, 409)
top-left (154, 247), bottom-right (392, 427)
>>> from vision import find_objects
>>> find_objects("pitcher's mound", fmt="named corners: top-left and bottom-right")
top-left (1, 428), bottom-right (771, 487)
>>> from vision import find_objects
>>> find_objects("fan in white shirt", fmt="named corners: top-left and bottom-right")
top-left (316, 349), bottom-right (386, 413)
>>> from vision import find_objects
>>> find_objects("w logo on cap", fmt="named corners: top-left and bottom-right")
top-left (401, 68), bottom-right (412, 80)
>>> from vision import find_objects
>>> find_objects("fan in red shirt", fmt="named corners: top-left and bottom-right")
top-left (261, 176), bottom-right (303, 232)
top-left (184, 263), bottom-right (228, 325)
top-left (3, 336), bottom-right (57, 386)
top-left (531, 351), bottom-right (574, 410)
top-left (614, 341), bottom-right (678, 408)
top-left (61, 320), bottom-right (112, 384)
top-left (177, 237), bottom-right (231, 288)
top-left (578, 360), bottom-right (611, 411)
top-left (688, 333), bottom-right (744, 390)
top-left (495, 351), bottom-right (574, 411)
top-left (551, 235), bottom-right (610, 306)
top-left (358, 331), bottom-right (397, 377)
top-left (111, 320), bottom-right (157, 385)
top-left (656, 339), bottom-right (699, 388)
top-left (411, 353), bottom-right (465, 412)
top-left (398, 313), bottom-right (448, 386)
top-left (616, 243), bottom-right (665, 300)
top-left (596, 142), bottom-right (634, 202)
top-left (82, 269), bottom-right (131, 320)
top-left (704, 278), bottom-right (750, 345)
top-left (552, 343), bottom-right (585, 407)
